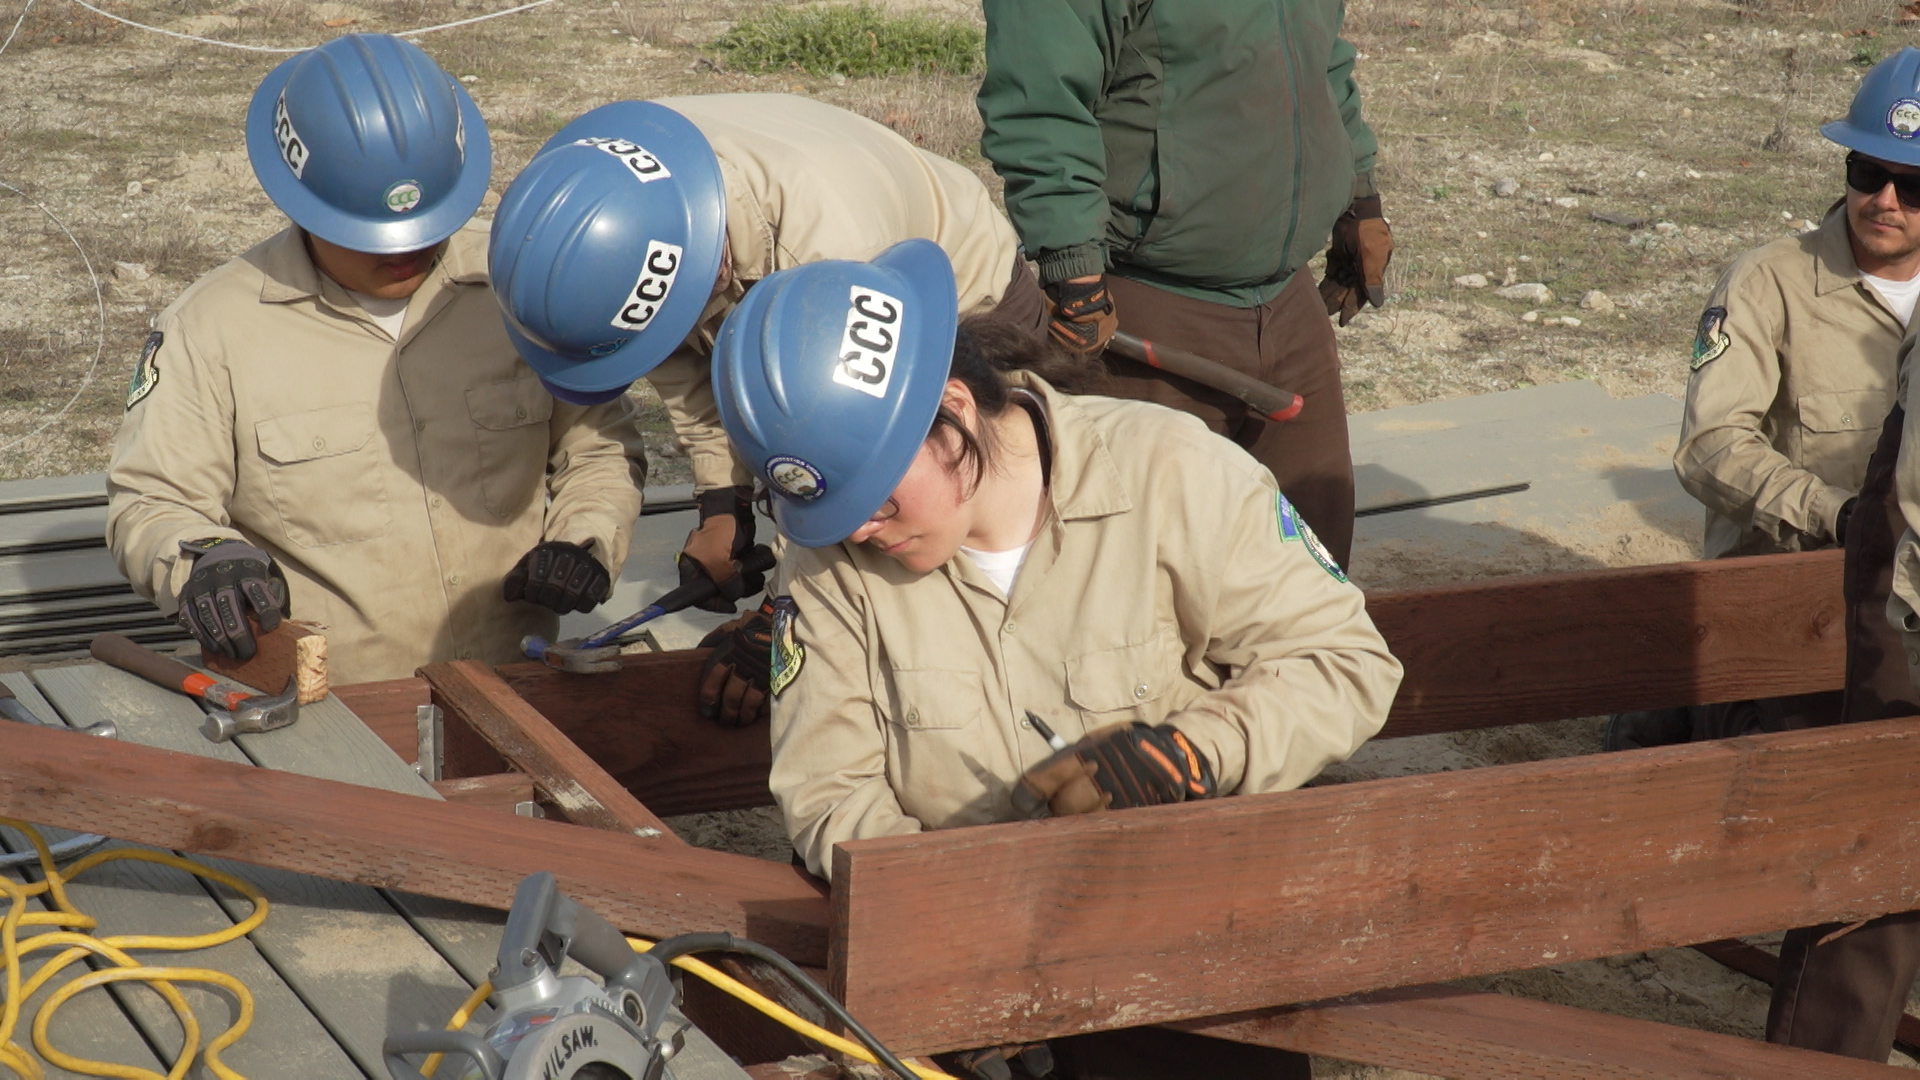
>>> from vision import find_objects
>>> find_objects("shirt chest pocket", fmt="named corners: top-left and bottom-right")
top-left (1797, 388), bottom-right (1886, 476)
top-left (1065, 630), bottom-right (1178, 721)
top-left (466, 377), bottom-right (554, 520)
top-left (886, 668), bottom-right (985, 732)
top-left (256, 404), bottom-right (391, 548)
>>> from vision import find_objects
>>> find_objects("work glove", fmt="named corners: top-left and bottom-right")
top-left (698, 596), bottom-right (775, 727)
top-left (678, 486), bottom-right (759, 614)
top-left (175, 538), bottom-right (289, 663)
top-left (503, 539), bottom-right (611, 615)
top-left (947, 1043), bottom-right (1056, 1080)
top-left (1318, 194), bottom-right (1394, 327)
top-left (1042, 275), bottom-right (1119, 355)
top-left (1011, 721), bottom-right (1216, 819)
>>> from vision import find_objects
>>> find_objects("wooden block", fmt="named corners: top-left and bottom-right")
top-left (432, 772), bottom-right (536, 814)
top-left (1170, 986), bottom-right (1908, 1079)
top-left (422, 660), bottom-right (678, 839)
top-left (202, 619), bottom-right (328, 704)
top-left (0, 721), bottom-right (832, 966)
top-left (1372, 549), bottom-right (1844, 738)
top-left (831, 715), bottom-right (1920, 1053)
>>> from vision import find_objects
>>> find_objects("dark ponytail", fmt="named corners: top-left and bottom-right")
top-left (928, 317), bottom-right (1108, 493)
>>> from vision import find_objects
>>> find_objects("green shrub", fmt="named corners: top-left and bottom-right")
top-left (715, 4), bottom-right (982, 78)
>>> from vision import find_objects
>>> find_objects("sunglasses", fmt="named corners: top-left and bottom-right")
top-left (1847, 153), bottom-right (1920, 209)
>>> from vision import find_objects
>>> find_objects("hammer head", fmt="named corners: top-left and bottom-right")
top-left (522, 634), bottom-right (622, 675)
top-left (200, 678), bottom-right (300, 743)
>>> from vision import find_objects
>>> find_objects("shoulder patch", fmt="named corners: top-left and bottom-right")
top-left (1277, 493), bottom-right (1347, 583)
top-left (768, 594), bottom-right (806, 698)
top-left (126, 330), bottom-right (162, 410)
top-left (1690, 306), bottom-right (1730, 371)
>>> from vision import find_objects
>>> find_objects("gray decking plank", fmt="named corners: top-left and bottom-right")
top-left (5, 673), bottom-right (363, 1079)
top-left (29, 665), bottom-right (488, 1077)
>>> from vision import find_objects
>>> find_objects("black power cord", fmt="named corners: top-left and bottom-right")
top-left (648, 932), bottom-right (920, 1080)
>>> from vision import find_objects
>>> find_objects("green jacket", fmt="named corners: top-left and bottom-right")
top-left (978, 0), bottom-right (1377, 306)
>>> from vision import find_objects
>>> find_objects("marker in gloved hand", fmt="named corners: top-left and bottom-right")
top-left (1025, 710), bottom-right (1068, 752)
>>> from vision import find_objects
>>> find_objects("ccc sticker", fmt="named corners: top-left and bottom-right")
top-left (273, 92), bottom-right (309, 179)
top-left (831, 287), bottom-right (903, 400)
top-left (610, 240), bottom-right (683, 331)
top-left (575, 136), bottom-right (671, 183)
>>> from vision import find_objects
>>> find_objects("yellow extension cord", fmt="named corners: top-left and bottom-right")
top-left (0, 818), bottom-right (266, 1080)
top-left (424, 939), bottom-right (960, 1080)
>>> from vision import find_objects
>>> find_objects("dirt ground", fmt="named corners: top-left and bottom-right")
top-left (5, 0), bottom-right (1918, 1075)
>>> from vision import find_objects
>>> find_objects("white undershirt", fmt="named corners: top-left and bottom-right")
top-left (959, 540), bottom-right (1034, 598)
top-left (346, 289), bottom-right (411, 340)
top-left (1864, 272), bottom-right (1920, 328)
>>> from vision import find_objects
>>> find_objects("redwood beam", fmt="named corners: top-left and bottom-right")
top-left (420, 660), bottom-right (676, 839)
top-left (1170, 986), bottom-right (1907, 1079)
top-left (832, 715), bottom-right (1920, 1053)
top-left (0, 722), bottom-right (830, 964)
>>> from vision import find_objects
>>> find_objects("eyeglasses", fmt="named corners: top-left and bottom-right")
top-left (1846, 153), bottom-right (1920, 209)
top-left (868, 497), bottom-right (900, 524)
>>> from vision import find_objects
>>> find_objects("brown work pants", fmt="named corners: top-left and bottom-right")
top-left (1767, 402), bottom-right (1920, 1061)
top-left (1101, 272), bottom-right (1356, 568)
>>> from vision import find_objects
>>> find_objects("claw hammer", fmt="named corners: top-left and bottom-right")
top-left (89, 633), bottom-right (299, 743)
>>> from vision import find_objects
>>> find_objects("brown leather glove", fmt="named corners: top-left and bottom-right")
top-left (1318, 194), bottom-right (1393, 326)
top-left (678, 485), bottom-right (757, 614)
top-left (1042, 275), bottom-right (1119, 355)
top-left (697, 596), bottom-right (775, 727)
top-left (1012, 722), bottom-right (1216, 818)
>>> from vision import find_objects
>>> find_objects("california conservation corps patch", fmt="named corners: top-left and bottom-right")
top-left (766, 455), bottom-right (826, 502)
top-left (126, 330), bottom-right (162, 410)
top-left (1890, 99), bottom-right (1920, 139)
top-left (768, 595), bottom-right (805, 698)
top-left (1691, 305), bottom-right (1730, 370)
top-left (1276, 492), bottom-right (1347, 583)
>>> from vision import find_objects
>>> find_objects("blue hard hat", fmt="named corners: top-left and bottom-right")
top-left (1824, 47), bottom-right (1920, 166)
top-left (245, 34), bottom-right (489, 254)
top-left (713, 239), bottom-right (959, 548)
top-left (489, 102), bottom-right (728, 395)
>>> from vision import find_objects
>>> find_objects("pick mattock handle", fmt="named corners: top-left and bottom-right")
top-left (1108, 331), bottom-right (1305, 422)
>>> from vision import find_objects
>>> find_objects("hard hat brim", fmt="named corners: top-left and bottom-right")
top-left (502, 102), bottom-right (729, 394)
top-left (245, 54), bottom-right (493, 255)
top-left (1821, 119), bottom-right (1920, 168)
top-left (761, 239), bottom-right (960, 548)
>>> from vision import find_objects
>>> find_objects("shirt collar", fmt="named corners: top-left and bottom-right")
top-left (1005, 370), bottom-right (1133, 522)
top-left (1814, 201), bottom-right (1865, 297)
top-left (255, 224), bottom-right (485, 308)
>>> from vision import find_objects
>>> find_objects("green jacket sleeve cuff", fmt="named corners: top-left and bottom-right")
top-left (1035, 244), bottom-right (1107, 287)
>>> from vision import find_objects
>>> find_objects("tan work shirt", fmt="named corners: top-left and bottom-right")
top-left (107, 224), bottom-right (647, 684)
top-left (642, 94), bottom-right (1022, 492)
top-left (769, 376), bottom-right (1404, 879)
top-left (1674, 206), bottom-right (1903, 558)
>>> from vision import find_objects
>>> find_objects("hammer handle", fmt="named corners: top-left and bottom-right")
top-left (90, 633), bottom-right (241, 708)
top-left (1107, 331), bottom-right (1305, 422)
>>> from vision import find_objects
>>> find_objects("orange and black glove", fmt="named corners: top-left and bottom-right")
top-left (1042, 276), bottom-right (1119, 355)
top-left (678, 485), bottom-right (758, 614)
top-left (698, 596), bottom-right (775, 727)
top-left (1319, 194), bottom-right (1393, 327)
top-left (1011, 721), bottom-right (1216, 818)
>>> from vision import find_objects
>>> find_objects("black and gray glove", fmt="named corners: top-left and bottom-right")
top-left (175, 537), bottom-right (289, 662)
top-left (504, 539), bottom-right (611, 615)
top-left (697, 596), bottom-right (775, 727)
top-left (677, 486), bottom-right (759, 614)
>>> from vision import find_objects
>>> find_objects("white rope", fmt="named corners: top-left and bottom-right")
top-left (0, 0), bottom-right (36, 59)
top-left (61, 0), bottom-right (561, 54)
top-left (0, 180), bottom-right (106, 457)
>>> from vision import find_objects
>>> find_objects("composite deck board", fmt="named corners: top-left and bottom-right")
top-left (226, 689), bottom-right (508, 986)
top-left (0, 674), bottom-right (169, 1080)
top-left (29, 664), bottom-right (488, 1077)
top-left (4, 673), bottom-right (364, 1078)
